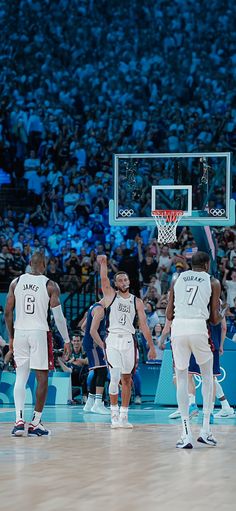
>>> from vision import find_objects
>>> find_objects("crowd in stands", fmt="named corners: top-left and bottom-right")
top-left (0, 0), bottom-right (236, 346)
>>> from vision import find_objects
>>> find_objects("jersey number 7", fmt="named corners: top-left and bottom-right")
top-left (186, 285), bottom-right (198, 305)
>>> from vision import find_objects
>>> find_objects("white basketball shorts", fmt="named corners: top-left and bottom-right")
top-left (171, 318), bottom-right (212, 370)
top-left (106, 332), bottom-right (135, 374)
top-left (14, 330), bottom-right (49, 370)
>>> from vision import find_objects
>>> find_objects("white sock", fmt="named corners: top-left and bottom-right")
top-left (95, 394), bottom-right (102, 405)
top-left (189, 394), bottom-right (196, 405)
top-left (200, 358), bottom-right (213, 434)
top-left (120, 406), bottom-right (128, 419)
top-left (16, 410), bottom-right (24, 423)
top-left (14, 361), bottom-right (30, 423)
top-left (111, 404), bottom-right (119, 418)
top-left (175, 367), bottom-right (190, 435)
top-left (111, 404), bottom-right (119, 412)
top-left (31, 411), bottom-right (42, 426)
top-left (221, 398), bottom-right (230, 410)
top-left (182, 417), bottom-right (191, 438)
top-left (87, 393), bottom-right (95, 404)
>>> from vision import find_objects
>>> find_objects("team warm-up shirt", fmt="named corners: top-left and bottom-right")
top-left (83, 303), bottom-right (106, 351)
top-left (14, 274), bottom-right (50, 331)
top-left (174, 270), bottom-right (211, 320)
top-left (107, 293), bottom-right (136, 334)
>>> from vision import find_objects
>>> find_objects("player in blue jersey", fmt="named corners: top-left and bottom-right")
top-left (82, 300), bottom-right (109, 415)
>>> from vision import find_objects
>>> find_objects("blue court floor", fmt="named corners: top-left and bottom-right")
top-left (1, 403), bottom-right (236, 426)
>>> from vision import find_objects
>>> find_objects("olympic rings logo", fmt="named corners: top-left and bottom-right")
top-left (119, 209), bottom-right (134, 217)
top-left (209, 209), bottom-right (225, 216)
top-left (217, 366), bottom-right (226, 383)
top-left (193, 374), bottom-right (202, 389)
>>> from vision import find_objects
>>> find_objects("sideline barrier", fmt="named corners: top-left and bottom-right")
top-left (0, 372), bottom-right (71, 405)
top-left (155, 338), bottom-right (236, 406)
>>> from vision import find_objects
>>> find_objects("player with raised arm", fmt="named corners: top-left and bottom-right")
top-left (4, 253), bottom-right (71, 437)
top-left (166, 251), bottom-right (223, 449)
top-left (97, 254), bottom-right (156, 428)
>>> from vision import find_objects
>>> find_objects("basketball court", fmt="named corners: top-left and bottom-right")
top-left (0, 404), bottom-right (235, 511)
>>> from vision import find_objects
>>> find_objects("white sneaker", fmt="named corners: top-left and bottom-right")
top-left (197, 430), bottom-right (217, 446)
top-left (111, 412), bottom-right (120, 429)
top-left (91, 402), bottom-right (110, 415)
top-left (169, 410), bottom-right (181, 419)
top-left (134, 396), bottom-right (142, 405)
top-left (119, 416), bottom-right (133, 429)
top-left (214, 407), bottom-right (235, 418)
top-left (83, 399), bottom-right (95, 412)
top-left (176, 434), bottom-right (193, 449)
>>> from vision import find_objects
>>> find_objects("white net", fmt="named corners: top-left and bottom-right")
top-left (151, 210), bottom-right (183, 244)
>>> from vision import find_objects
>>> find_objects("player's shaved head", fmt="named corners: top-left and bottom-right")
top-left (191, 251), bottom-right (210, 269)
top-left (30, 252), bottom-right (46, 271)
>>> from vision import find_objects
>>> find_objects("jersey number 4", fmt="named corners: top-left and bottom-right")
top-left (24, 294), bottom-right (35, 314)
top-left (119, 313), bottom-right (126, 325)
top-left (186, 285), bottom-right (198, 305)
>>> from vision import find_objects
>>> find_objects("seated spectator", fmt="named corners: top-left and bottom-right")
top-left (63, 184), bottom-right (80, 216)
top-left (138, 238), bottom-right (158, 287)
top-left (156, 294), bottom-right (168, 326)
top-left (223, 269), bottom-right (236, 307)
top-left (46, 257), bottom-right (63, 285)
top-left (8, 247), bottom-right (25, 278)
top-left (65, 248), bottom-right (81, 275)
top-left (30, 205), bottom-right (48, 227)
top-left (61, 267), bottom-right (81, 292)
top-left (142, 286), bottom-right (160, 305)
top-left (58, 333), bottom-right (89, 404)
top-left (80, 256), bottom-right (94, 288)
top-left (158, 246), bottom-right (172, 272)
top-left (139, 301), bottom-right (160, 360)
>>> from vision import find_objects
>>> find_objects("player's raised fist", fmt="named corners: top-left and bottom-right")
top-left (97, 255), bottom-right (107, 265)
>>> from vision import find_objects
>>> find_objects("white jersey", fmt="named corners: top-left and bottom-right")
top-left (174, 270), bottom-right (212, 320)
top-left (14, 273), bottom-right (50, 331)
top-left (107, 293), bottom-right (137, 334)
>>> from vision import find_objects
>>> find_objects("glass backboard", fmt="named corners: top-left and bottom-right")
top-left (109, 152), bottom-right (234, 226)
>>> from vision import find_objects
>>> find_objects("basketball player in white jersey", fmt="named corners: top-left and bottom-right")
top-left (4, 253), bottom-right (71, 437)
top-left (97, 254), bottom-right (156, 428)
top-left (166, 251), bottom-right (223, 448)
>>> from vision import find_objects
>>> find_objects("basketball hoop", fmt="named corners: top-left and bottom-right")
top-left (151, 210), bottom-right (183, 244)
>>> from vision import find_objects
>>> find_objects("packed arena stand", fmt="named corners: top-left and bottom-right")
top-left (0, 0), bottom-right (236, 346)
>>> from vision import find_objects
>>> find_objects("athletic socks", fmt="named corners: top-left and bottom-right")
top-left (202, 412), bottom-right (211, 434)
top-left (16, 410), bottom-right (24, 422)
top-left (31, 411), bottom-right (42, 426)
top-left (181, 417), bottom-right (191, 438)
top-left (221, 398), bottom-right (231, 411)
top-left (120, 406), bottom-right (129, 419)
top-left (95, 394), bottom-right (102, 405)
top-left (87, 393), bottom-right (95, 405)
top-left (111, 404), bottom-right (119, 413)
top-left (189, 394), bottom-right (196, 405)
top-left (215, 379), bottom-right (231, 410)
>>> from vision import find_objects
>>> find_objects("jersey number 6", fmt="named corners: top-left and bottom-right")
top-left (24, 294), bottom-right (35, 314)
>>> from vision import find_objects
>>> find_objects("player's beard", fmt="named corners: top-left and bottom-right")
top-left (118, 285), bottom-right (130, 294)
